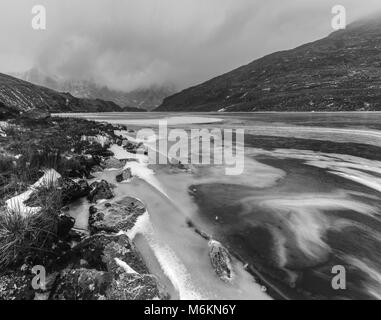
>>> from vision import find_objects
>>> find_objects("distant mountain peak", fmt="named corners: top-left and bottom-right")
top-left (12, 68), bottom-right (175, 111)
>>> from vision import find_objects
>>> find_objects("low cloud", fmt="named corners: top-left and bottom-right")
top-left (1, 0), bottom-right (381, 91)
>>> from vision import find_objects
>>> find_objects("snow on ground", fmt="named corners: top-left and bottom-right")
top-left (81, 135), bottom-right (111, 147)
top-left (109, 144), bottom-right (169, 198)
top-left (5, 169), bottom-right (61, 216)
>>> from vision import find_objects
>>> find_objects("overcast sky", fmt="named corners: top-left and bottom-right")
top-left (1, 0), bottom-right (381, 91)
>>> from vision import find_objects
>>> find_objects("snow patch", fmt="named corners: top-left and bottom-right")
top-left (114, 258), bottom-right (138, 274)
top-left (5, 169), bottom-right (61, 216)
top-left (109, 144), bottom-right (169, 198)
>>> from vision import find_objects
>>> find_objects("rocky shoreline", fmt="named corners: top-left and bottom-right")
top-left (0, 115), bottom-right (166, 300)
top-left (0, 113), bottom-right (267, 300)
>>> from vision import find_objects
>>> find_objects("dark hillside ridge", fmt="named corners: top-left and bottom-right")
top-left (157, 16), bottom-right (381, 112)
top-left (0, 73), bottom-right (128, 118)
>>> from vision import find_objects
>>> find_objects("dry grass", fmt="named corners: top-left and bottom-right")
top-left (0, 184), bottom-right (61, 268)
top-left (0, 117), bottom-right (118, 268)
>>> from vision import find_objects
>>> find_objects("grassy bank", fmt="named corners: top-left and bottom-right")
top-left (0, 116), bottom-right (122, 270)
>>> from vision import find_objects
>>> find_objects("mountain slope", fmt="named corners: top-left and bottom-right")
top-left (0, 73), bottom-right (125, 117)
top-left (157, 17), bottom-right (381, 112)
top-left (12, 68), bottom-right (172, 111)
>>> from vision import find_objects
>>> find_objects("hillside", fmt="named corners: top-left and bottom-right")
top-left (157, 17), bottom-right (381, 112)
top-left (0, 73), bottom-right (127, 118)
top-left (12, 68), bottom-right (172, 111)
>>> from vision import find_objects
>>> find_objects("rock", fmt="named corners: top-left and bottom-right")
top-left (85, 144), bottom-right (114, 158)
top-left (87, 180), bottom-right (114, 203)
top-left (65, 233), bottom-right (149, 275)
top-left (208, 240), bottom-right (233, 282)
top-left (57, 213), bottom-right (75, 238)
top-left (90, 165), bottom-right (103, 174)
top-left (107, 273), bottom-right (161, 300)
top-left (116, 168), bottom-right (133, 183)
top-left (88, 197), bottom-right (145, 235)
top-left (3, 233), bottom-right (163, 300)
top-left (60, 156), bottom-right (89, 179)
top-left (73, 154), bottom-right (103, 178)
top-left (100, 157), bottom-right (125, 170)
top-left (121, 158), bottom-right (139, 163)
top-left (124, 141), bottom-right (146, 154)
top-left (77, 179), bottom-right (90, 195)
top-left (52, 268), bottom-right (160, 300)
top-left (68, 229), bottom-right (87, 243)
top-left (58, 178), bottom-right (90, 205)
top-left (0, 271), bottom-right (35, 300)
top-left (52, 233), bottom-right (162, 300)
top-left (51, 268), bottom-right (113, 300)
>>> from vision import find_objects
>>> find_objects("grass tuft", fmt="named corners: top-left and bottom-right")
top-left (0, 183), bottom-right (61, 268)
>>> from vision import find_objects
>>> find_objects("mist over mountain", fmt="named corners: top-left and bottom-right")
top-left (12, 69), bottom-right (174, 111)
top-left (157, 16), bottom-right (381, 112)
top-left (0, 72), bottom-right (125, 118)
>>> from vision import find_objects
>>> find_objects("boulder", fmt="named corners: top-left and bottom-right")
top-left (107, 273), bottom-right (161, 300)
top-left (0, 271), bottom-right (35, 300)
top-left (58, 178), bottom-right (90, 205)
top-left (90, 165), bottom-right (103, 174)
top-left (57, 213), bottom-right (75, 238)
top-left (116, 168), bottom-right (133, 183)
top-left (60, 156), bottom-right (88, 179)
top-left (51, 268), bottom-right (113, 300)
top-left (77, 180), bottom-right (91, 196)
top-left (0, 268), bottom-right (61, 301)
top-left (100, 157), bottom-right (125, 170)
top-left (121, 158), bottom-right (139, 163)
top-left (68, 229), bottom-right (87, 243)
top-left (208, 240), bottom-right (233, 282)
top-left (124, 140), bottom-right (146, 154)
top-left (87, 180), bottom-right (114, 203)
top-left (85, 144), bottom-right (114, 158)
top-left (88, 197), bottom-right (145, 235)
top-left (64, 233), bottom-right (149, 275)
top-left (52, 233), bottom-right (162, 300)
top-left (52, 268), bottom-right (160, 300)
